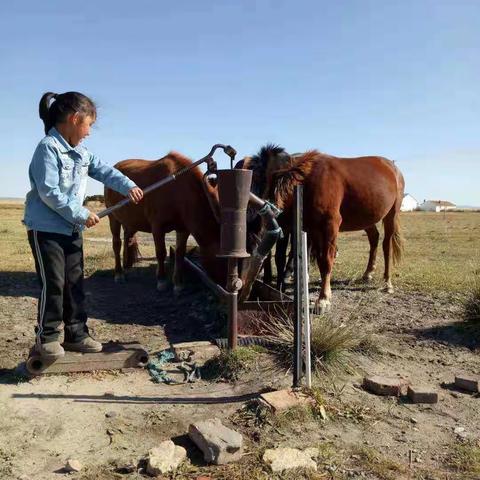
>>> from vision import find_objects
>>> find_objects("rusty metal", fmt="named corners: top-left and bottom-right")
top-left (239, 192), bottom-right (283, 303)
top-left (227, 258), bottom-right (239, 349)
top-left (98, 144), bottom-right (236, 219)
top-left (216, 169), bottom-right (253, 258)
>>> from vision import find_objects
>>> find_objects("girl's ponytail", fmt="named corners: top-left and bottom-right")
top-left (39, 92), bottom-right (58, 134)
top-left (38, 91), bottom-right (96, 135)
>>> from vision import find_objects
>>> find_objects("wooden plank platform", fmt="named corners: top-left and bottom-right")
top-left (26, 342), bottom-right (149, 376)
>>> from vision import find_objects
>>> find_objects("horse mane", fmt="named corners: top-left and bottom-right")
top-left (272, 150), bottom-right (319, 206)
top-left (247, 143), bottom-right (287, 170)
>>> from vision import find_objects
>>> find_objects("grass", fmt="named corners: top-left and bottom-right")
top-left (350, 445), bottom-right (408, 480)
top-left (254, 305), bottom-right (374, 374)
top-left (201, 346), bottom-right (262, 382)
top-left (1, 204), bottom-right (479, 295)
top-left (445, 440), bottom-right (480, 477)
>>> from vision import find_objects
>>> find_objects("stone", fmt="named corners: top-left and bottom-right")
top-left (259, 389), bottom-right (314, 413)
top-left (64, 458), bottom-right (82, 472)
top-left (263, 447), bottom-right (318, 472)
top-left (171, 341), bottom-right (220, 364)
top-left (454, 375), bottom-right (480, 393)
top-left (146, 440), bottom-right (187, 476)
top-left (363, 375), bottom-right (405, 396)
top-left (188, 418), bottom-right (243, 465)
top-left (105, 411), bottom-right (117, 418)
top-left (407, 386), bottom-right (438, 404)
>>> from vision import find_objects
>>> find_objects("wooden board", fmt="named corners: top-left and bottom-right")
top-left (26, 342), bottom-right (149, 376)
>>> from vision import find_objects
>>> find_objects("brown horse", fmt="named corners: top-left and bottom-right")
top-left (104, 152), bottom-right (222, 292)
top-left (244, 145), bottom-right (405, 313)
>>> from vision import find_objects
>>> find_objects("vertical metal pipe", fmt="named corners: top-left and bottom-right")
top-left (293, 185), bottom-right (303, 387)
top-left (302, 232), bottom-right (312, 388)
top-left (227, 258), bottom-right (239, 350)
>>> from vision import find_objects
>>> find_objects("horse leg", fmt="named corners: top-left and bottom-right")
top-left (262, 252), bottom-right (273, 285)
top-left (108, 215), bottom-right (125, 283)
top-left (173, 230), bottom-right (189, 296)
top-left (314, 217), bottom-right (340, 314)
top-left (362, 225), bottom-right (380, 282)
top-left (382, 206), bottom-right (403, 294)
top-left (152, 225), bottom-right (168, 292)
top-left (275, 232), bottom-right (290, 291)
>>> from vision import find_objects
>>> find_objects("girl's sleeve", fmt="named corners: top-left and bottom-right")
top-left (88, 153), bottom-right (137, 195)
top-left (31, 143), bottom-right (90, 224)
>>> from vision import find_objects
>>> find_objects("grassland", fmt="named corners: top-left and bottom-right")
top-left (2, 202), bottom-right (479, 295)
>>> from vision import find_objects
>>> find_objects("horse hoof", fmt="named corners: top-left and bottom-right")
top-left (173, 285), bottom-right (185, 297)
top-left (157, 280), bottom-right (169, 292)
top-left (362, 274), bottom-right (374, 283)
top-left (382, 284), bottom-right (394, 294)
top-left (114, 274), bottom-right (126, 284)
top-left (315, 299), bottom-right (331, 315)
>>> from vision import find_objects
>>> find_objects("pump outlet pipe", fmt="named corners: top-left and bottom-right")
top-left (239, 192), bottom-right (283, 303)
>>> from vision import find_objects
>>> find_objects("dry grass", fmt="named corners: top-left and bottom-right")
top-left (445, 440), bottom-right (480, 477)
top-left (255, 306), bottom-right (373, 374)
top-left (350, 445), bottom-right (408, 480)
top-left (201, 346), bottom-right (263, 382)
top-left (1, 204), bottom-right (479, 295)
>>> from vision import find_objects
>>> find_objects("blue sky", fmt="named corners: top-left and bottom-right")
top-left (1, 0), bottom-right (479, 204)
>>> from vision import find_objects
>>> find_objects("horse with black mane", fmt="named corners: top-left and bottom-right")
top-left (243, 145), bottom-right (405, 312)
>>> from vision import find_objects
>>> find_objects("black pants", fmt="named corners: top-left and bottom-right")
top-left (28, 230), bottom-right (89, 344)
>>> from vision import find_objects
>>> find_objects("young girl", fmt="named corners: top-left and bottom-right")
top-left (23, 91), bottom-right (143, 359)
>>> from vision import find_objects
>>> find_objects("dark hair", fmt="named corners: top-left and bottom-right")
top-left (38, 91), bottom-right (97, 135)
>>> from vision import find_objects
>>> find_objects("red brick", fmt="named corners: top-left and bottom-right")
top-left (259, 389), bottom-right (314, 413)
top-left (407, 385), bottom-right (438, 404)
top-left (454, 375), bottom-right (480, 393)
top-left (363, 375), bottom-right (405, 396)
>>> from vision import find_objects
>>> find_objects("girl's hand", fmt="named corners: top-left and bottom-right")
top-left (128, 187), bottom-right (144, 204)
top-left (85, 212), bottom-right (100, 228)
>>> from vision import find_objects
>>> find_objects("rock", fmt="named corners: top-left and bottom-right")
top-left (146, 440), bottom-right (187, 475)
top-left (454, 375), bottom-right (480, 393)
top-left (259, 389), bottom-right (314, 413)
top-left (454, 426), bottom-right (465, 434)
top-left (64, 458), bottom-right (82, 472)
top-left (105, 411), bottom-right (117, 418)
top-left (188, 418), bottom-right (243, 465)
top-left (363, 375), bottom-right (406, 396)
top-left (407, 386), bottom-right (438, 404)
top-left (263, 447), bottom-right (318, 472)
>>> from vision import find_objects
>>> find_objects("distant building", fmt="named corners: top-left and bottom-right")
top-left (401, 194), bottom-right (418, 212)
top-left (418, 200), bottom-right (456, 212)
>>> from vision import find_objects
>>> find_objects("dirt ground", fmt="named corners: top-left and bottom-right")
top-left (1, 205), bottom-right (480, 479)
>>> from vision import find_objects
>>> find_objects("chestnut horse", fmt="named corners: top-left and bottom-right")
top-left (105, 152), bottom-right (222, 292)
top-left (244, 145), bottom-right (405, 313)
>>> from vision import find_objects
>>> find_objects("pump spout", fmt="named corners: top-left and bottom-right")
top-left (239, 193), bottom-right (283, 303)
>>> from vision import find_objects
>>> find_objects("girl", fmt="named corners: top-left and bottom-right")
top-left (23, 91), bottom-right (143, 359)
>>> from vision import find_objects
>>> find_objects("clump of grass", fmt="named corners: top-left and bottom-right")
top-left (464, 277), bottom-right (480, 323)
top-left (255, 307), bottom-right (373, 374)
top-left (351, 446), bottom-right (407, 480)
top-left (445, 440), bottom-right (480, 476)
top-left (202, 347), bottom-right (260, 382)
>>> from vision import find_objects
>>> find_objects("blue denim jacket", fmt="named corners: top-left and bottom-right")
top-left (23, 127), bottom-right (137, 235)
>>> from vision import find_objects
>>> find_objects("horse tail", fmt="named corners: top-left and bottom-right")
top-left (124, 232), bottom-right (141, 268)
top-left (391, 213), bottom-right (403, 266)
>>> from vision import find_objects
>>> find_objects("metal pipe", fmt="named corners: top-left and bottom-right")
top-left (293, 185), bottom-right (303, 388)
top-left (302, 232), bottom-right (312, 388)
top-left (98, 144), bottom-right (236, 219)
top-left (227, 258), bottom-right (239, 350)
top-left (183, 256), bottom-right (230, 299)
top-left (238, 192), bottom-right (283, 303)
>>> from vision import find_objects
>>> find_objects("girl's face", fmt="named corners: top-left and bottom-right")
top-left (70, 114), bottom-right (95, 146)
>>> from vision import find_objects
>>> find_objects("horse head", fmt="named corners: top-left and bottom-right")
top-left (243, 144), bottom-right (292, 200)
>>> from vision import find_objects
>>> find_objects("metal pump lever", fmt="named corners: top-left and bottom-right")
top-left (97, 144), bottom-right (236, 219)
